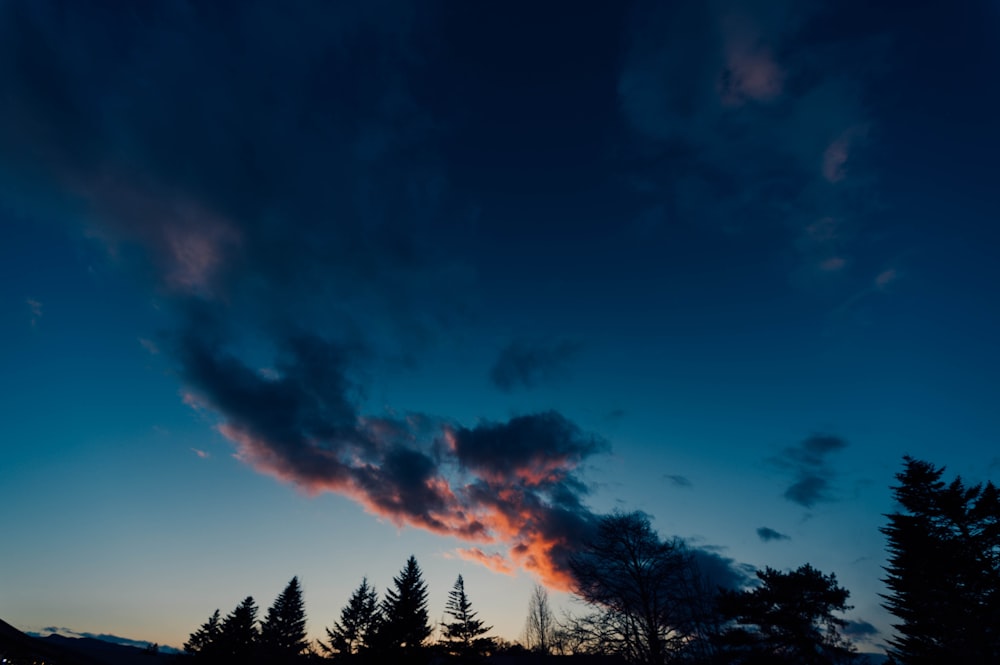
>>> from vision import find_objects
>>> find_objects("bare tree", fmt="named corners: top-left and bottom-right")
top-left (568, 511), bottom-right (714, 664)
top-left (523, 584), bottom-right (556, 654)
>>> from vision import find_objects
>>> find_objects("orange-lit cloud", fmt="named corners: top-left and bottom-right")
top-left (181, 337), bottom-right (604, 589)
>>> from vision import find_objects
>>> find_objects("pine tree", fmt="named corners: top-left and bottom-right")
top-left (880, 456), bottom-right (1000, 664)
top-left (715, 564), bottom-right (859, 664)
top-left (380, 555), bottom-right (432, 661)
top-left (218, 596), bottom-right (260, 663)
top-left (184, 608), bottom-right (222, 659)
top-left (324, 577), bottom-right (381, 658)
top-left (260, 577), bottom-right (308, 664)
top-left (441, 575), bottom-right (494, 661)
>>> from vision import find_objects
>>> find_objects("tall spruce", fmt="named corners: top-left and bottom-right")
top-left (325, 577), bottom-right (381, 658)
top-left (260, 576), bottom-right (308, 663)
top-left (380, 555), bottom-right (432, 660)
top-left (184, 608), bottom-right (222, 659)
top-left (441, 575), bottom-right (494, 660)
top-left (880, 456), bottom-right (1000, 664)
top-left (218, 596), bottom-right (260, 663)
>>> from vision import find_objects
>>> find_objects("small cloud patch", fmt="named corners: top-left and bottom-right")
top-left (756, 526), bottom-right (790, 542)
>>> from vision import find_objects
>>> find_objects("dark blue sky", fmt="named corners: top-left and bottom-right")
top-left (2, 0), bottom-right (998, 652)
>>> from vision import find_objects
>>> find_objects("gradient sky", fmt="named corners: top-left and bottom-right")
top-left (2, 0), bottom-right (999, 655)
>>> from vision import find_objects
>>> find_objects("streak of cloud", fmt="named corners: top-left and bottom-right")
top-left (756, 526), bottom-right (790, 542)
top-left (665, 474), bottom-right (693, 488)
top-left (26, 298), bottom-right (43, 327)
top-left (769, 434), bottom-right (848, 507)
top-left (490, 339), bottom-right (581, 392)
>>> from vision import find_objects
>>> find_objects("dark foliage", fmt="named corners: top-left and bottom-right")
top-left (441, 574), bottom-right (495, 661)
top-left (260, 577), bottom-right (308, 664)
top-left (323, 577), bottom-right (381, 661)
top-left (714, 563), bottom-right (859, 664)
top-left (880, 456), bottom-right (1000, 664)
top-left (184, 608), bottom-right (221, 660)
top-left (218, 596), bottom-right (260, 663)
top-left (379, 555), bottom-right (432, 662)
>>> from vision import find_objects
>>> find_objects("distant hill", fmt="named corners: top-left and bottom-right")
top-left (0, 618), bottom-right (178, 665)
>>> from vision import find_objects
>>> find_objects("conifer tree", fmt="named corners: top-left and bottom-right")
top-left (881, 456), bottom-right (1000, 663)
top-left (324, 577), bottom-right (381, 658)
top-left (260, 576), bottom-right (308, 663)
top-left (219, 596), bottom-right (260, 663)
top-left (380, 555), bottom-right (432, 661)
top-left (441, 575), bottom-right (494, 660)
top-left (184, 608), bottom-right (222, 659)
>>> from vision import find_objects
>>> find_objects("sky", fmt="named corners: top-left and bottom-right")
top-left (1, 0), bottom-right (999, 655)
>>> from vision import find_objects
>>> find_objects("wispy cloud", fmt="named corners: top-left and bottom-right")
top-left (756, 526), bottom-right (790, 542)
top-left (769, 434), bottom-right (848, 507)
top-left (664, 474), bottom-right (693, 488)
top-left (490, 339), bottom-right (581, 392)
top-left (26, 298), bottom-right (43, 327)
top-left (138, 337), bottom-right (160, 355)
top-left (191, 448), bottom-right (210, 459)
top-left (618, 0), bottom-right (886, 285)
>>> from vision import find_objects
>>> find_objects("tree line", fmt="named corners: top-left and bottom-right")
top-left (183, 456), bottom-right (1000, 664)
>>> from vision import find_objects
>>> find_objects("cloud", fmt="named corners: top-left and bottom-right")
top-left (618, 0), bottom-right (886, 284)
top-left (490, 339), bottom-right (581, 392)
top-left (0, 0), bottom-right (754, 592)
top-left (769, 434), bottom-right (848, 507)
top-left (756, 526), bottom-right (790, 542)
top-left (191, 448), bottom-right (210, 459)
top-left (689, 548), bottom-right (755, 591)
top-left (138, 337), bottom-right (160, 355)
top-left (844, 619), bottom-right (879, 639)
top-left (26, 298), bottom-right (43, 326)
top-left (454, 547), bottom-right (516, 576)
top-left (31, 627), bottom-right (175, 651)
top-left (874, 268), bottom-right (898, 290)
top-left (665, 474), bottom-right (693, 488)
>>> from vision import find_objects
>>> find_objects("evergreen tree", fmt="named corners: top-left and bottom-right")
top-left (260, 577), bottom-right (308, 664)
top-left (715, 563), bottom-right (859, 665)
top-left (441, 575), bottom-right (494, 660)
top-left (184, 608), bottom-right (222, 659)
top-left (880, 456), bottom-right (1000, 664)
top-left (218, 596), bottom-right (260, 663)
top-left (380, 555), bottom-right (432, 661)
top-left (324, 577), bottom-right (381, 659)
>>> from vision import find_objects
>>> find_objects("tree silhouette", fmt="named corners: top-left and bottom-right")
top-left (568, 511), bottom-right (713, 664)
top-left (881, 456), bottom-right (1000, 664)
top-left (714, 563), bottom-right (859, 664)
top-left (441, 574), bottom-right (494, 661)
top-left (184, 608), bottom-right (222, 660)
top-left (260, 576), bottom-right (308, 664)
top-left (523, 584), bottom-right (556, 654)
top-left (324, 577), bottom-right (381, 660)
top-left (379, 555), bottom-right (432, 662)
top-left (218, 596), bottom-right (259, 663)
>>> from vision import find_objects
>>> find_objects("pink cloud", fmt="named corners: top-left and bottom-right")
top-left (875, 268), bottom-right (898, 289)
top-left (455, 548), bottom-right (516, 576)
top-left (819, 256), bottom-right (847, 272)
top-left (191, 448), bottom-right (210, 459)
top-left (719, 46), bottom-right (783, 106)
